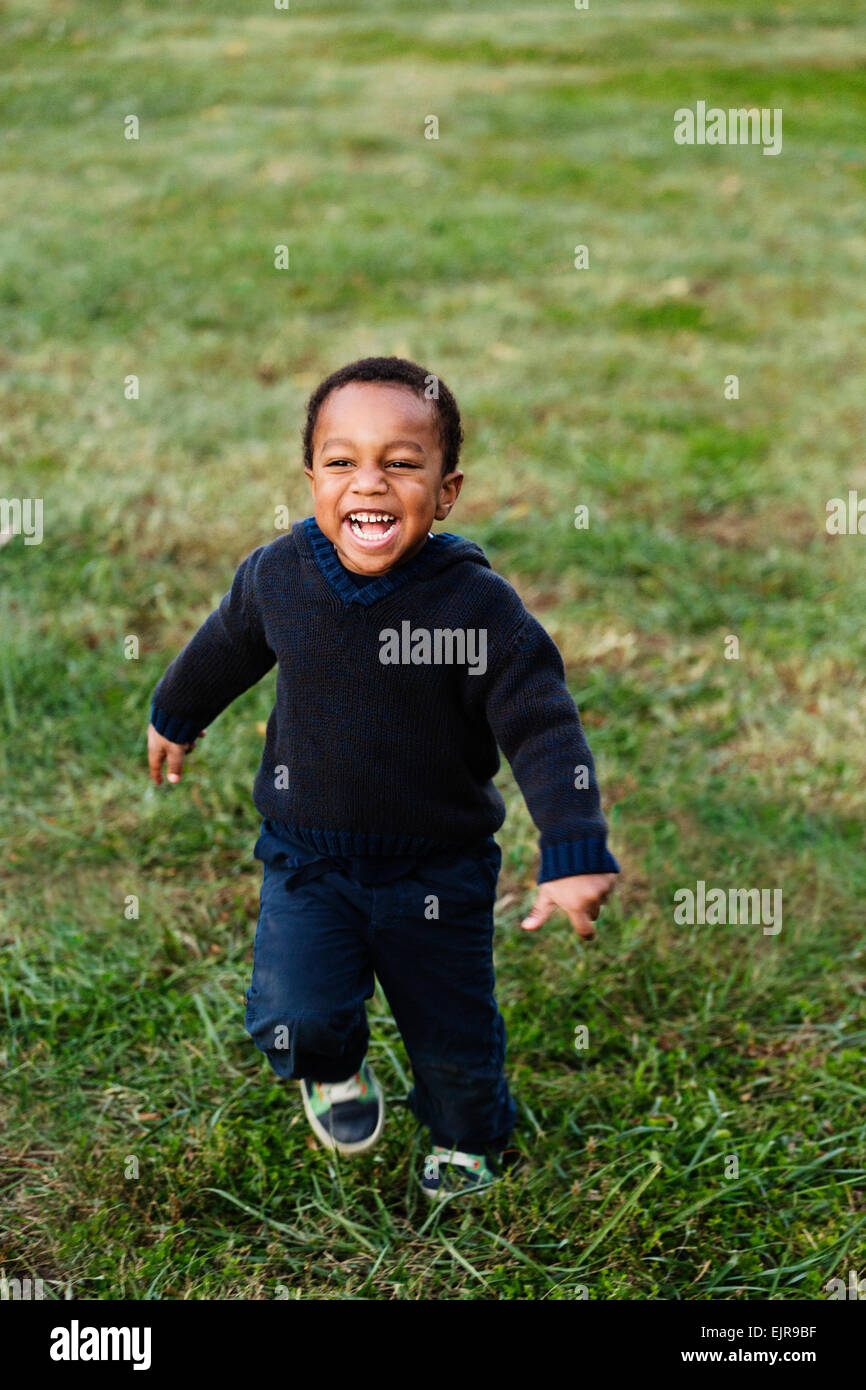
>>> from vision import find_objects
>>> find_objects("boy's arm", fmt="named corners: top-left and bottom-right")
top-left (481, 610), bottom-right (620, 886)
top-left (150, 546), bottom-right (276, 745)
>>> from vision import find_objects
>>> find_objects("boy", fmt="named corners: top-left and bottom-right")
top-left (147, 356), bottom-right (619, 1198)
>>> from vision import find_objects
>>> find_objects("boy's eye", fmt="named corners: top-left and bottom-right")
top-left (324, 459), bottom-right (420, 469)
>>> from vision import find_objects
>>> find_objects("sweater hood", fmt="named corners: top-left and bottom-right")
top-left (411, 529), bottom-right (492, 577)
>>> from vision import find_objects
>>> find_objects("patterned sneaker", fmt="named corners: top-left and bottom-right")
top-left (420, 1145), bottom-right (501, 1199)
top-left (300, 1061), bottom-right (384, 1154)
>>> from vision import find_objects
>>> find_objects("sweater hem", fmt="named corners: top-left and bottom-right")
top-left (265, 818), bottom-right (496, 859)
top-left (538, 836), bottom-right (620, 883)
top-left (151, 705), bottom-right (207, 746)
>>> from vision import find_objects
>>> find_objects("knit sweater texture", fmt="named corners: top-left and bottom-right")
top-left (150, 517), bottom-right (620, 883)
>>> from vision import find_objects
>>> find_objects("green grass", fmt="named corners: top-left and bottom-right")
top-left (1, 0), bottom-right (865, 1300)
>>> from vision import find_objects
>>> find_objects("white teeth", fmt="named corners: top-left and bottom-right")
top-left (347, 511), bottom-right (398, 539)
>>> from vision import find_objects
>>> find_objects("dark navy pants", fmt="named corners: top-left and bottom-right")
top-left (244, 820), bottom-right (516, 1154)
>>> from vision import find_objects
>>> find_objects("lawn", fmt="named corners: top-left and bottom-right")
top-left (1, 0), bottom-right (865, 1299)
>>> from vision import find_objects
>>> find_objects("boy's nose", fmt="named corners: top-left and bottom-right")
top-left (349, 465), bottom-right (391, 493)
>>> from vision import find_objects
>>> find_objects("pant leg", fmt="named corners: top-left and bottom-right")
top-left (245, 837), bottom-right (375, 1083)
top-left (369, 839), bottom-right (516, 1154)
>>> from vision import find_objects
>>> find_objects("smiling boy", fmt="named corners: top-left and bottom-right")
top-left (147, 356), bottom-right (619, 1198)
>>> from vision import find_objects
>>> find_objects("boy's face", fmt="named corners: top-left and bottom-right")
top-left (305, 381), bottom-right (463, 575)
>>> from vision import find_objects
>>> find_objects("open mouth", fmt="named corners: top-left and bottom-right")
top-left (343, 511), bottom-right (401, 547)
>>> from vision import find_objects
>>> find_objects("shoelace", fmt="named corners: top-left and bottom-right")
top-left (317, 1071), bottom-right (369, 1105)
top-left (424, 1147), bottom-right (488, 1180)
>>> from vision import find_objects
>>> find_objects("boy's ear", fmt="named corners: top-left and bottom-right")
top-left (435, 469), bottom-right (463, 519)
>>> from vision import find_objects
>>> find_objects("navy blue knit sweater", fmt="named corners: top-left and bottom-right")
top-left (150, 517), bottom-right (619, 884)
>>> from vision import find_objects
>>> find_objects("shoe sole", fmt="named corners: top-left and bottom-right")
top-left (300, 1079), bottom-right (385, 1155)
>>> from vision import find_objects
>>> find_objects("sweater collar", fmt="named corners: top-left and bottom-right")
top-left (299, 515), bottom-right (463, 606)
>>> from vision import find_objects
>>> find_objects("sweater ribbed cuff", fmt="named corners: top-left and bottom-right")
top-left (538, 836), bottom-right (620, 884)
top-left (150, 704), bottom-right (207, 746)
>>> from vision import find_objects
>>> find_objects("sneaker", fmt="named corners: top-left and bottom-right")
top-left (420, 1145), bottom-right (501, 1199)
top-left (300, 1061), bottom-right (384, 1154)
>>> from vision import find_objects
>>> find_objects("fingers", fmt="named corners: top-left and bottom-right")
top-left (521, 892), bottom-right (554, 932)
top-left (584, 875), bottom-right (616, 928)
top-left (165, 744), bottom-right (186, 784)
top-left (147, 733), bottom-right (165, 786)
top-left (572, 909), bottom-right (597, 941)
top-left (182, 729), bottom-right (207, 756)
top-left (521, 890), bottom-right (607, 935)
top-left (147, 724), bottom-right (198, 785)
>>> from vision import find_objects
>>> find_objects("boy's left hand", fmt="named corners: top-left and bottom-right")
top-left (521, 873), bottom-right (617, 940)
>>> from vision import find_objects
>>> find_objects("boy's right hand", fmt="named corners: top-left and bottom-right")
top-left (147, 722), bottom-right (206, 785)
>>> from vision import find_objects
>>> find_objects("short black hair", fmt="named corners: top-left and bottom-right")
top-left (302, 356), bottom-right (464, 478)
